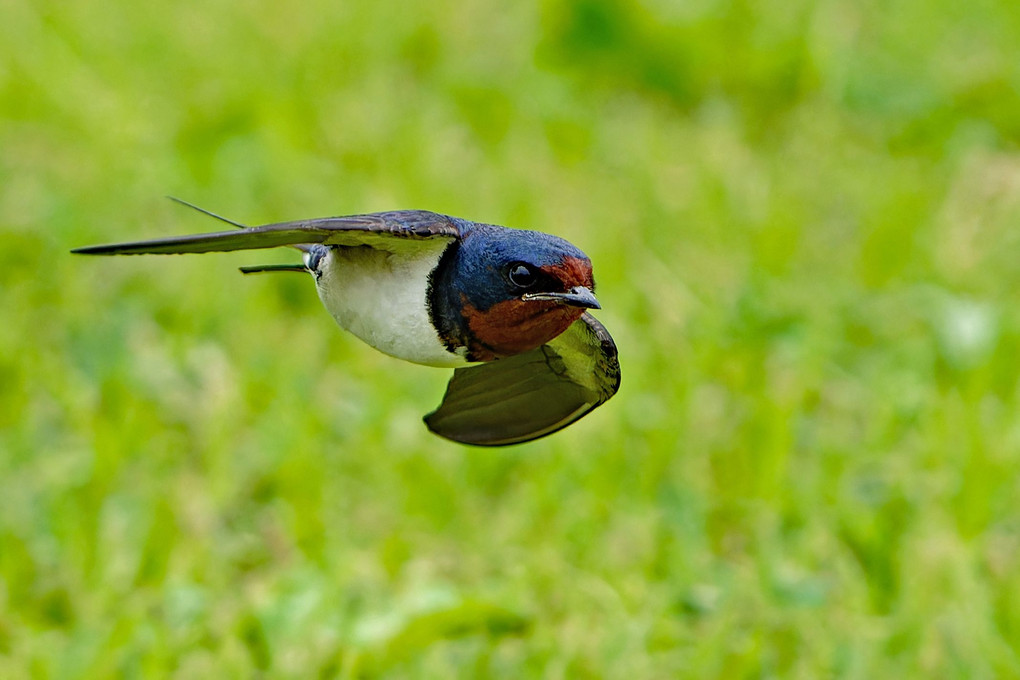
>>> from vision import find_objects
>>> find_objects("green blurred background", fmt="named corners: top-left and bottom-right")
top-left (3, 0), bottom-right (1020, 676)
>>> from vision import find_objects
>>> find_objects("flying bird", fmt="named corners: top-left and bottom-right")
top-left (72, 199), bottom-right (620, 446)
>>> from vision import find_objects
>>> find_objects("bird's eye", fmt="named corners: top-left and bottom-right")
top-left (507, 262), bottom-right (537, 288)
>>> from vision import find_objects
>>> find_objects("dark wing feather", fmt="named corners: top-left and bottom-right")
top-left (71, 210), bottom-right (462, 255)
top-left (424, 313), bottom-right (620, 446)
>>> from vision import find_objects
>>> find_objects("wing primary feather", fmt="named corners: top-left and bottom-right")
top-left (72, 209), bottom-right (462, 256)
top-left (69, 225), bottom-right (331, 255)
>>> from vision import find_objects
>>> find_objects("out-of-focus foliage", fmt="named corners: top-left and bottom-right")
top-left (2, 0), bottom-right (1020, 676)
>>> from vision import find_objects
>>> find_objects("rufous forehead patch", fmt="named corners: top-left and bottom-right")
top-left (540, 255), bottom-right (593, 290)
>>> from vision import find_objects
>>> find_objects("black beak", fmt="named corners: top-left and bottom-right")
top-left (522, 286), bottom-right (601, 310)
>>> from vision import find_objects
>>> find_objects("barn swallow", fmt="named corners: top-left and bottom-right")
top-left (72, 199), bottom-right (620, 446)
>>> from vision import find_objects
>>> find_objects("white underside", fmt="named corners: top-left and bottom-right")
top-left (314, 241), bottom-right (470, 368)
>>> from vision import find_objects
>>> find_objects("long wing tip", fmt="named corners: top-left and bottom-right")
top-left (423, 402), bottom-right (597, 447)
top-left (70, 244), bottom-right (127, 255)
top-left (422, 415), bottom-right (505, 447)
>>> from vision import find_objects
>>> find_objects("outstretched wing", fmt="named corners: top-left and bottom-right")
top-left (424, 313), bottom-right (620, 446)
top-left (71, 210), bottom-right (463, 255)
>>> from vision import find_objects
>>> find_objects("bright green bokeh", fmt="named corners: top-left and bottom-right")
top-left (3, 0), bottom-right (1020, 676)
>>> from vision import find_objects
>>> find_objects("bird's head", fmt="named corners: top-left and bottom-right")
top-left (429, 223), bottom-right (600, 361)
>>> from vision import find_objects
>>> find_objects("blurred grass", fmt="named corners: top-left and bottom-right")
top-left (2, 0), bottom-right (1020, 676)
